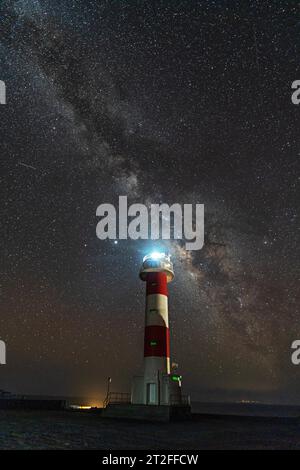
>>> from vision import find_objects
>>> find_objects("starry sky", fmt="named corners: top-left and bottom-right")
top-left (0, 0), bottom-right (299, 404)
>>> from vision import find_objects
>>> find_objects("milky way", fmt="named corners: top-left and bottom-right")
top-left (0, 0), bottom-right (299, 403)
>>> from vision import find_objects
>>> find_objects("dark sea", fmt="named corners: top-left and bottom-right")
top-left (192, 401), bottom-right (300, 417)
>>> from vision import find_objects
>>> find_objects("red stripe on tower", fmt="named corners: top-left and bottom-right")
top-left (146, 272), bottom-right (168, 296)
top-left (144, 325), bottom-right (170, 357)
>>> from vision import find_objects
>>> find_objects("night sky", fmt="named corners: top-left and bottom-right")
top-left (0, 0), bottom-right (299, 404)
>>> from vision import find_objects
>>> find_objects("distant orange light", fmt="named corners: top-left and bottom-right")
top-left (69, 404), bottom-right (92, 410)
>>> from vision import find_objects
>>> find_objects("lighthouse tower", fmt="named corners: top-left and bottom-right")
top-left (131, 252), bottom-right (182, 406)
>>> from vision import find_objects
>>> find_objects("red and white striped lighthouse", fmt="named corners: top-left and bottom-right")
top-left (131, 252), bottom-right (182, 405)
top-left (140, 254), bottom-right (174, 380)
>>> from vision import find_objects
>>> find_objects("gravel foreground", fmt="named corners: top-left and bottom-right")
top-left (0, 410), bottom-right (299, 450)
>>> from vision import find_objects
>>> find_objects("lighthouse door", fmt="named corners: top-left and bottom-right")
top-left (146, 383), bottom-right (157, 405)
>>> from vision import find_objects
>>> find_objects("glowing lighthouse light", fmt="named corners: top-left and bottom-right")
top-left (131, 252), bottom-right (183, 406)
top-left (148, 252), bottom-right (165, 260)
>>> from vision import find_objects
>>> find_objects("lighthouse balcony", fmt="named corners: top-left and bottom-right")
top-left (140, 253), bottom-right (174, 282)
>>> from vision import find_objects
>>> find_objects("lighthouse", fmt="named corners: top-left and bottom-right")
top-left (102, 251), bottom-right (190, 421)
top-left (131, 252), bottom-right (183, 406)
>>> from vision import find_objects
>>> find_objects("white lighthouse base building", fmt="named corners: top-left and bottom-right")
top-left (131, 372), bottom-right (183, 406)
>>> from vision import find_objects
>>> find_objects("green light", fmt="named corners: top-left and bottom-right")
top-left (150, 340), bottom-right (157, 346)
top-left (171, 375), bottom-right (182, 382)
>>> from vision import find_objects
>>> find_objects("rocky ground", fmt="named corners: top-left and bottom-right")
top-left (0, 410), bottom-right (300, 449)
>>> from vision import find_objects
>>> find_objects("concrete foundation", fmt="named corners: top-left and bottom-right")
top-left (102, 403), bottom-right (191, 422)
